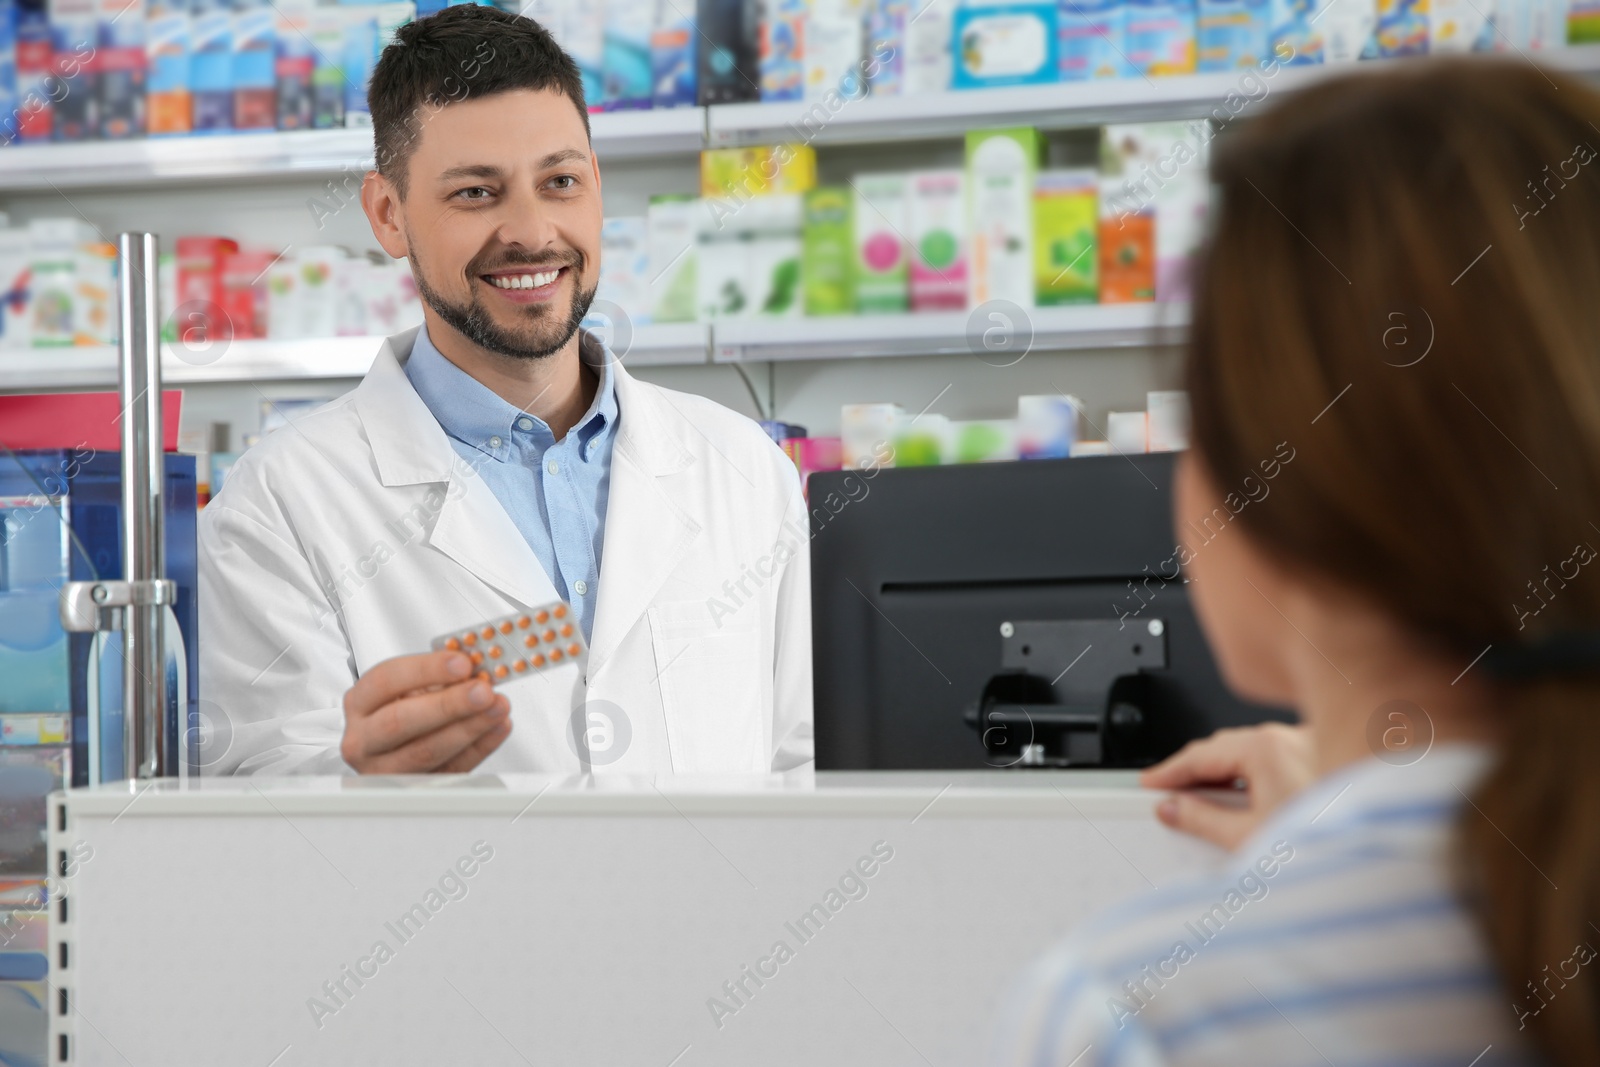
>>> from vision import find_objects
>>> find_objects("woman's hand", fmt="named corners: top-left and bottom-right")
top-left (1139, 722), bottom-right (1317, 850)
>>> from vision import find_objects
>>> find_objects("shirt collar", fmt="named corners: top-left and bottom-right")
top-left (403, 323), bottom-right (619, 462)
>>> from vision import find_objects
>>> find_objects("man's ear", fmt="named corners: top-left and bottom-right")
top-left (362, 170), bottom-right (410, 260)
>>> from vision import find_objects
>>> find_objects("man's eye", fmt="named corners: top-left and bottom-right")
top-left (456, 187), bottom-right (492, 201)
top-left (548, 175), bottom-right (577, 190)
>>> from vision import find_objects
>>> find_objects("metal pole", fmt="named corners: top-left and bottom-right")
top-left (118, 232), bottom-right (167, 780)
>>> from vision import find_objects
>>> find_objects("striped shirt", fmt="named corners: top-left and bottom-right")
top-left (990, 744), bottom-right (1545, 1067)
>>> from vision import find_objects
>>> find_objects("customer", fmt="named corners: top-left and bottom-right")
top-left (992, 58), bottom-right (1600, 1067)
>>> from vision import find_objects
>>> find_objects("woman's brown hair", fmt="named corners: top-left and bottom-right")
top-left (1186, 58), bottom-right (1600, 1064)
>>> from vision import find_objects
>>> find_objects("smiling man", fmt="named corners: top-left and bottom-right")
top-left (197, 5), bottom-right (813, 775)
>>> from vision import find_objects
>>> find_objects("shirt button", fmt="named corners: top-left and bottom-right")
top-left (546, 459), bottom-right (559, 475)
top-left (488, 436), bottom-right (503, 449)
top-left (517, 417), bottom-right (534, 432)
top-left (574, 579), bottom-right (589, 596)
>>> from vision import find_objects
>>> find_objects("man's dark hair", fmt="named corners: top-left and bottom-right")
top-left (368, 4), bottom-right (590, 198)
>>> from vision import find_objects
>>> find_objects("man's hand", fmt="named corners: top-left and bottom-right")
top-left (1139, 722), bottom-right (1316, 850)
top-left (341, 651), bottom-right (513, 773)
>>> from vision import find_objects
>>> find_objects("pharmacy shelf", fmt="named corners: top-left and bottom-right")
top-left (707, 45), bottom-right (1600, 147)
top-left (0, 322), bottom-right (711, 390)
top-left (710, 302), bottom-right (1189, 363)
top-left (0, 106), bottom-right (707, 192)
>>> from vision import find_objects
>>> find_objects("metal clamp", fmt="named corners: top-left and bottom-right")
top-left (59, 579), bottom-right (177, 633)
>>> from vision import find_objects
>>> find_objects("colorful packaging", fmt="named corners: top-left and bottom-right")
top-left (951, 0), bottom-right (1059, 88)
top-left (1017, 394), bottom-right (1080, 459)
top-left (949, 419), bottom-right (1018, 462)
top-left (805, 0), bottom-right (866, 99)
top-left (1125, 0), bottom-right (1197, 74)
top-left (190, 0), bottom-right (233, 132)
top-left (650, 0), bottom-right (696, 106)
top-left (75, 240), bottom-right (117, 344)
top-left (0, 0), bottom-right (19, 145)
top-left (175, 234), bottom-right (238, 339)
top-left (908, 169), bottom-right (966, 311)
top-left (782, 436), bottom-right (843, 497)
top-left (1197, 0), bottom-right (1271, 69)
top-left (893, 413), bottom-right (950, 466)
top-left (866, 0), bottom-right (907, 95)
top-left (596, 215), bottom-right (651, 324)
top-left (296, 245), bottom-right (341, 337)
top-left (97, 0), bottom-right (146, 138)
top-left (770, 142), bottom-right (818, 194)
top-left (1033, 169), bottom-right (1098, 306)
top-left (748, 233), bottom-right (804, 316)
top-left (841, 402), bottom-right (903, 468)
top-left (1059, 0), bottom-right (1134, 79)
top-left (701, 146), bottom-right (771, 198)
top-left (146, 0), bottom-right (192, 134)
top-left (695, 0), bottom-right (760, 103)
top-left (1100, 121), bottom-right (1208, 302)
top-left (852, 172), bottom-right (909, 313)
top-left (1571, 0), bottom-right (1600, 42)
top-left (967, 126), bottom-right (1041, 307)
top-left (309, 4), bottom-right (344, 128)
top-left (274, 0), bottom-right (312, 129)
top-left (1268, 0), bottom-right (1324, 62)
top-left (1429, 0), bottom-right (1489, 48)
top-left (219, 248), bottom-right (273, 339)
top-left (1321, 0), bottom-right (1376, 58)
top-left (340, 7), bottom-right (376, 125)
top-left (1373, 0), bottom-right (1428, 53)
top-left (158, 248), bottom-right (177, 341)
top-left (49, 0), bottom-right (97, 141)
top-left (333, 254), bottom-right (369, 336)
top-left (0, 227), bottom-right (33, 347)
top-left (761, 0), bottom-right (805, 100)
top-left (603, 0), bottom-right (653, 109)
top-left (231, 0), bottom-right (274, 130)
top-left (646, 194), bottom-right (697, 323)
top-left (1107, 410), bottom-right (1148, 453)
top-left (266, 248), bottom-right (298, 337)
top-left (567, 0), bottom-right (605, 107)
top-left (28, 218), bottom-right (99, 346)
top-left (802, 186), bottom-right (854, 316)
top-left (1098, 212), bottom-right (1154, 302)
top-left (15, 0), bottom-right (53, 142)
top-left (904, 0), bottom-right (954, 91)
top-left (695, 221), bottom-right (746, 319)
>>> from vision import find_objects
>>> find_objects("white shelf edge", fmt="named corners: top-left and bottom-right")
top-left (0, 106), bottom-right (706, 191)
top-left (711, 303), bottom-right (1189, 363)
top-left (708, 45), bottom-right (1600, 146)
top-left (0, 323), bottom-right (712, 390)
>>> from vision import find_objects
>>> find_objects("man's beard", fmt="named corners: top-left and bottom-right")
top-left (409, 243), bottom-right (598, 361)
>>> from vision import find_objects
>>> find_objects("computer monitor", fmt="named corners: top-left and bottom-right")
top-left (808, 451), bottom-right (1291, 770)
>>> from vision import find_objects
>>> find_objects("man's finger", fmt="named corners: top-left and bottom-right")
top-left (363, 700), bottom-right (511, 773)
top-left (345, 650), bottom-right (475, 720)
top-left (1140, 733), bottom-right (1250, 789)
top-left (359, 678), bottom-right (499, 758)
top-left (436, 717), bottom-right (514, 773)
top-left (1155, 792), bottom-right (1256, 850)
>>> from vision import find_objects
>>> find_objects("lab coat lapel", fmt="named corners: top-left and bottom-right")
top-left (587, 363), bottom-right (701, 677)
top-left (355, 328), bottom-right (560, 612)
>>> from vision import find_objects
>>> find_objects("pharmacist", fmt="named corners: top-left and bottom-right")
top-left (197, 5), bottom-right (812, 776)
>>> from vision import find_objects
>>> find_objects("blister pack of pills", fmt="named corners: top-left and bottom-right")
top-left (430, 600), bottom-right (585, 685)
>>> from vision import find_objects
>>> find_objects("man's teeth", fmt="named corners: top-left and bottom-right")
top-left (488, 269), bottom-right (560, 290)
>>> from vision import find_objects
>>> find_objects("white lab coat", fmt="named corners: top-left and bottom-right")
top-left (196, 326), bottom-right (813, 775)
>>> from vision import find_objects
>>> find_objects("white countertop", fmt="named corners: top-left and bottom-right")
top-left (58, 768), bottom-right (1157, 818)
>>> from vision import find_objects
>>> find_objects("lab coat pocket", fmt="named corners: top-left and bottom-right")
top-left (649, 598), bottom-right (765, 773)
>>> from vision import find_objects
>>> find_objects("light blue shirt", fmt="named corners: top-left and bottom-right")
top-left (404, 325), bottom-right (619, 641)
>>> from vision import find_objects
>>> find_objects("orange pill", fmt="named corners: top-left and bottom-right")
top-left (494, 664), bottom-right (508, 679)
top-left (500, 621), bottom-right (514, 635)
top-left (523, 633), bottom-right (539, 648)
top-left (560, 623), bottom-right (573, 637)
top-left (469, 651), bottom-right (483, 665)
top-left (444, 636), bottom-right (461, 651)
top-left (535, 609), bottom-right (549, 624)
top-left (567, 642), bottom-right (581, 657)
top-left (530, 654), bottom-right (546, 667)
top-left (463, 632), bottom-right (478, 646)
top-left (517, 615), bottom-right (532, 629)
top-left (512, 659), bottom-right (528, 672)
top-left (488, 646), bottom-right (502, 659)
top-left (478, 670), bottom-right (491, 683)
top-left (553, 604), bottom-right (568, 619)
top-left (549, 647), bottom-right (564, 662)
top-left (542, 628), bottom-right (556, 642)
top-left (480, 626), bottom-right (495, 640)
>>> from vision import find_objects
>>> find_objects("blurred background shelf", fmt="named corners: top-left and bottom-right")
top-left (0, 106), bottom-right (708, 192)
top-left (0, 322), bottom-right (712, 389)
top-left (706, 45), bottom-right (1600, 147)
top-left (711, 304), bottom-right (1189, 363)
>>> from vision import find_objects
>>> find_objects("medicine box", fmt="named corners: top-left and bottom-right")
top-left (1034, 169), bottom-right (1098, 306)
top-left (852, 172), bottom-right (909, 313)
top-left (908, 170), bottom-right (967, 311)
top-left (951, 0), bottom-right (1058, 88)
top-left (967, 126), bottom-right (1042, 307)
